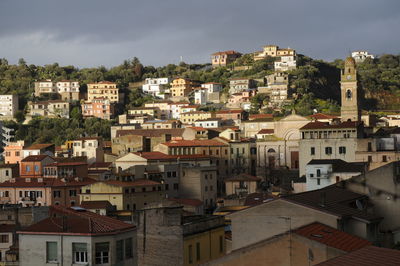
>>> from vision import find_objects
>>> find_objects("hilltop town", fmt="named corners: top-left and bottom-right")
top-left (0, 46), bottom-right (399, 265)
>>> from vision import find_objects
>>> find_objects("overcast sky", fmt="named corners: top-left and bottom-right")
top-left (0, 0), bottom-right (399, 68)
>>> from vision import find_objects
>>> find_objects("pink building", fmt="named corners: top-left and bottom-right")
top-left (3, 141), bottom-right (25, 164)
top-left (81, 97), bottom-right (115, 120)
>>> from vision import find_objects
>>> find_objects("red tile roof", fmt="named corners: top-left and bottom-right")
top-left (89, 162), bottom-right (113, 168)
top-left (131, 152), bottom-right (211, 161)
top-left (21, 155), bottom-right (51, 162)
top-left (169, 198), bottom-right (203, 207)
top-left (294, 222), bottom-right (371, 252)
top-left (249, 114), bottom-right (273, 120)
top-left (300, 121), bottom-right (360, 130)
top-left (25, 143), bottom-right (54, 150)
top-left (80, 200), bottom-right (113, 209)
top-left (0, 177), bottom-right (96, 188)
top-left (18, 206), bottom-right (134, 236)
top-left (316, 246), bottom-right (400, 266)
top-left (257, 129), bottom-right (274, 134)
top-left (309, 113), bottom-right (338, 120)
top-left (212, 50), bottom-right (241, 56)
top-left (116, 128), bottom-right (185, 138)
top-left (161, 139), bottom-right (227, 147)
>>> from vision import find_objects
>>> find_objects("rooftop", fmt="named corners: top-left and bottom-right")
top-left (225, 173), bottom-right (261, 182)
top-left (25, 143), bottom-right (54, 150)
top-left (294, 222), bottom-right (371, 252)
top-left (169, 198), bottom-right (203, 207)
top-left (161, 139), bottom-right (227, 147)
top-left (316, 246), bottom-right (400, 266)
top-left (307, 159), bottom-right (366, 173)
top-left (18, 206), bottom-right (134, 236)
top-left (300, 121), bottom-right (361, 130)
top-left (257, 129), bottom-right (274, 134)
top-left (80, 200), bottom-right (113, 210)
top-left (21, 155), bottom-right (51, 162)
top-left (105, 179), bottom-right (161, 187)
top-left (116, 128), bottom-right (185, 138)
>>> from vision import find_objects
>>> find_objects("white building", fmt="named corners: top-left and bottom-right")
top-left (352, 51), bottom-right (374, 63)
top-left (142, 78), bottom-right (170, 99)
top-left (305, 159), bottom-right (364, 191)
top-left (56, 80), bottom-right (80, 101)
top-left (169, 102), bottom-right (190, 119)
top-left (274, 55), bottom-right (297, 71)
top-left (72, 137), bottom-right (104, 164)
top-left (201, 82), bottom-right (222, 93)
top-left (194, 89), bottom-right (207, 105)
top-left (0, 95), bottom-right (18, 118)
top-left (194, 118), bottom-right (222, 128)
top-left (18, 206), bottom-right (137, 266)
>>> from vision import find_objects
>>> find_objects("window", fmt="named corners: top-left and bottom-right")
top-left (368, 156), bottom-right (372, 163)
top-left (174, 183), bottom-right (179, 190)
top-left (125, 238), bottom-right (133, 258)
top-left (336, 176), bottom-right (340, 183)
top-left (325, 147), bottom-right (332, 155)
top-left (317, 178), bottom-right (321, 185)
top-left (5, 170), bottom-right (9, 177)
top-left (310, 147), bottom-right (315, 155)
top-left (73, 243), bottom-right (88, 263)
top-left (339, 146), bottom-right (346, 154)
top-left (34, 165), bottom-right (39, 172)
top-left (219, 235), bottom-right (224, 253)
top-left (53, 191), bottom-right (61, 198)
top-left (0, 234), bottom-right (8, 243)
top-left (95, 242), bottom-right (109, 264)
top-left (26, 166), bottom-right (31, 172)
top-left (46, 241), bottom-right (58, 263)
top-left (383, 155), bottom-right (387, 162)
top-left (196, 242), bottom-right (201, 261)
top-left (69, 190), bottom-right (77, 197)
top-left (188, 245), bottom-right (193, 264)
top-left (116, 240), bottom-right (124, 262)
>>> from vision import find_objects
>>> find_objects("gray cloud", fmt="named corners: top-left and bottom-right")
top-left (0, 0), bottom-right (399, 67)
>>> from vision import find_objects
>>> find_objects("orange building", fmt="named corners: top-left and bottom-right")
top-left (211, 50), bottom-right (242, 67)
top-left (81, 97), bottom-right (115, 120)
top-left (20, 155), bottom-right (55, 178)
top-left (4, 140), bottom-right (25, 164)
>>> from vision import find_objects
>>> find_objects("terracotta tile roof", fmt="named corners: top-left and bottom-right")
top-left (80, 200), bottom-right (113, 209)
top-left (116, 128), bottom-right (185, 138)
top-left (294, 222), bottom-right (371, 252)
top-left (25, 143), bottom-right (54, 150)
top-left (249, 114), bottom-right (273, 120)
top-left (21, 155), bottom-right (51, 162)
top-left (132, 152), bottom-right (210, 161)
top-left (188, 126), bottom-right (208, 131)
top-left (105, 179), bottom-right (161, 187)
top-left (316, 246), bottom-right (400, 266)
top-left (225, 174), bottom-right (261, 182)
top-left (88, 81), bottom-right (116, 85)
top-left (169, 198), bottom-right (203, 207)
top-left (89, 162), bottom-right (113, 168)
top-left (257, 129), bottom-right (274, 134)
top-left (74, 137), bottom-right (101, 141)
top-left (300, 121), bottom-right (360, 130)
top-left (0, 177), bottom-right (96, 188)
top-left (19, 206), bottom-right (134, 235)
top-left (161, 139), bottom-right (228, 147)
top-left (309, 113), bottom-right (338, 120)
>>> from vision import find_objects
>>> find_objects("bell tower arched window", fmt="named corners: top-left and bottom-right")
top-left (346, 89), bottom-right (352, 99)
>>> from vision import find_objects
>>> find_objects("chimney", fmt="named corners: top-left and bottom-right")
top-left (319, 192), bottom-right (326, 207)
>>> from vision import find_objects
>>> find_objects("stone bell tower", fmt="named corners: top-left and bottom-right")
top-left (340, 56), bottom-right (360, 122)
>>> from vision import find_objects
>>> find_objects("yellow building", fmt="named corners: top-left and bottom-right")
top-left (87, 81), bottom-right (119, 103)
top-left (180, 111), bottom-right (214, 124)
top-left (128, 107), bottom-right (161, 119)
top-left (254, 45), bottom-right (296, 61)
top-left (79, 179), bottom-right (165, 211)
top-left (170, 78), bottom-right (198, 97)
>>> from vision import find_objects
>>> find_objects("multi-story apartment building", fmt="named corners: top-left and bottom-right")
top-left (3, 140), bottom-right (25, 164)
top-left (72, 137), bottom-right (104, 164)
top-left (87, 81), bottom-right (119, 103)
top-left (352, 50), bottom-right (374, 63)
top-left (127, 107), bottom-right (160, 119)
top-left (229, 78), bottom-right (257, 94)
top-left (81, 97), bottom-right (115, 120)
top-left (194, 88), bottom-right (207, 105)
top-left (180, 111), bottom-right (214, 124)
top-left (145, 101), bottom-right (172, 120)
top-left (274, 55), bottom-right (297, 71)
top-left (201, 82), bottom-right (223, 93)
top-left (0, 95), bottom-right (18, 119)
top-left (28, 100), bottom-right (70, 118)
top-left (253, 45), bottom-right (296, 61)
top-left (170, 78), bottom-right (199, 98)
top-left (56, 80), bottom-right (80, 101)
top-left (18, 206), bottom-right (137, 266)
top-left (211, 50), bottom-right (242, 67)
top-left (142, 78), bottom-right (170, 99)
top-left (34, 80), bottom-right (56, 96)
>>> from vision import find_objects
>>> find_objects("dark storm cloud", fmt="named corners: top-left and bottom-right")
top-left (0, 0), bottom-right (399, 67)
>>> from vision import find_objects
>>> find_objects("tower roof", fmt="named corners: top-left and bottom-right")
top-left (345, 56), bottom-right (356, 66)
